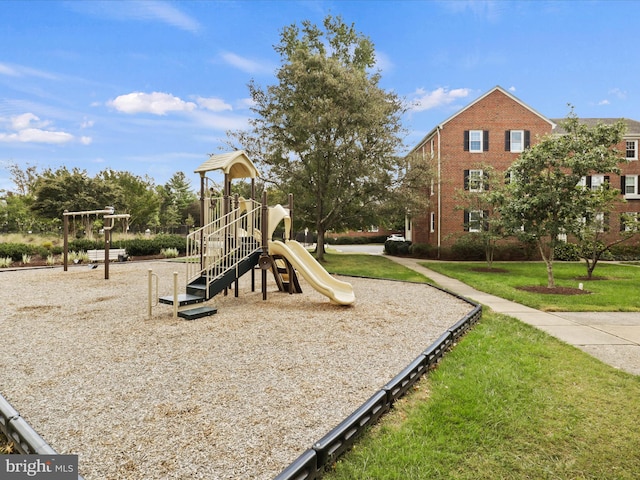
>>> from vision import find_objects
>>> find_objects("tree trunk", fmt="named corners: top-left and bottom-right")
top-left (538, 240), bottom-right (555, 288)
top-left (316, 227), bottom-right (325, 262)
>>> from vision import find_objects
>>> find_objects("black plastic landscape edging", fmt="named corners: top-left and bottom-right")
top-left (274, 285), bottom-right (482, 480)
top-left (0, 274), bottom-right (480, 480)
top-left (0, 394), bottom-right (84, 479)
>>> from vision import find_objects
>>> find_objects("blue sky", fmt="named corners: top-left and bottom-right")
top-left (2, 0), bottom-right (639, 192)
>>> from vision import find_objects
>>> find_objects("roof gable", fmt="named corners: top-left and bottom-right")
top-left (408, 86), bottom-right (555, 155)
top-left (440, 86), bottom-right (555, 129)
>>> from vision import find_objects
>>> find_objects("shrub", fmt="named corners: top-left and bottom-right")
top-left (608, 243), bottom-right (640, 261)
top-left (450, 235), bottom-right (485, 261)
top-left (384, 240), bottom-right (412, 255)
top-left (153, 234), bottom-right (187, 253)
top-left (122, 238), bottom-right (160, 256)
top-left (68, 239), bottom-right (102, 252)
top-left (0, 242), bottom-right (33, 261)
top-left (409, 242), bottom-right (435, 258)
top-left (161, 247), bottom-right (179, 258)
top-left (21, 254), bottom-right (31, 264)
top-left (554, 242), bottom-right (581, 261)
top-left (0, 257), bottom-right (13, 268)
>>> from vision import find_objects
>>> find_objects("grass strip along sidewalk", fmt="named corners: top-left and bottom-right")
top-left (323, 256), bottom-right (640, 479)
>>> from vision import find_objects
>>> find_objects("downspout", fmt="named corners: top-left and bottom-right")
top-left (437, 125), bottom-right (442, 259)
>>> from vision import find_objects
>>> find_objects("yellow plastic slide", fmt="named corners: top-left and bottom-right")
top-left (268, 239), bottom-right (355, 305)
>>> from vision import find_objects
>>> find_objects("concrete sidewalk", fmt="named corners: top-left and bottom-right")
top-left (387, 256), bottom-right (640, 376)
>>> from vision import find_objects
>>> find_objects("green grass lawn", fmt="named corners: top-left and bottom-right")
top-left (326, 310), bottom-right (640, 480)
top-left (422, 261), bottom-right (640, 311)
top-left (323, 251), bottom-right (433, 283)
top-left (320, 255), bottom-right (640, 479)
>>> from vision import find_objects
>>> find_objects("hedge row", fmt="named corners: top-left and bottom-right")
top-left (0, 234), bottom-right (187, 260)
top-left (386, 238), bottom-right (640, 262)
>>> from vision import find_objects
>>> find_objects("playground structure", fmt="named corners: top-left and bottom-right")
top-left (155, 150), bottom-right (355, 319)
top-left (62, 207), bottom-right (131, 280)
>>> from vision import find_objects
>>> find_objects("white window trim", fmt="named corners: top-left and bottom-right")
top-left (510, 130), bottom-right (524, 153)
top-left (430, 212), bottom-right (435, 233)
top-left (625, 175), bottom-right (640, 199)
top-left (469, 130), bottom-right (483, 153)
top-left (468, 169), bottom-right (484, 192)
top-left (626, 139), bottom-right (638, 161)
top-left (591, 174), bottom-right (604, 191)
top-left (468, 210), bottom-right (483, 233)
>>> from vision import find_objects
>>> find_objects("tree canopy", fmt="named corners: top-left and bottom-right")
top-left (228, 15), bottom-right (408, 260)
top-left (502, 112), bottom-right (626, 287)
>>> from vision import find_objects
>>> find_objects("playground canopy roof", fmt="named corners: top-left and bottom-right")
top-left (194, 150), bottom-right (259, 180)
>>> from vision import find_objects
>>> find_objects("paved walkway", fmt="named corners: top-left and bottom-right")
top-left (387, 256), bottom-right (640, 377)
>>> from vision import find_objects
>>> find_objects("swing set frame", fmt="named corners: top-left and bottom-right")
top-left (62, 207), bottom-right (130, 279)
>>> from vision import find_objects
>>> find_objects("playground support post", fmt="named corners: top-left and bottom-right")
top-left (147, 268), bottom-right (158, 319)
top-left (261, 191), bottom-right (269, 301)
top-left (288, 193), bottom-right (294, 241)
top-left (63, 211), bottom-right (69, 271)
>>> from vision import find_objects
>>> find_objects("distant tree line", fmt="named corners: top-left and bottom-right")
top-left (0, 163), bottom-right (199, 236)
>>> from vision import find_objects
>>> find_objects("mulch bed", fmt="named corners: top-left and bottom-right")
top-left (517, 285), bottom-right (591, 295)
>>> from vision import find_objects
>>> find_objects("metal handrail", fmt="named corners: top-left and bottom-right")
top-left (186, 199), bottom-right (262, 295)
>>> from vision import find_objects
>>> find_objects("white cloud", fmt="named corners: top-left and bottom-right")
top-left (0, 112), bottom-right (87, 145)
top-left (66, 0), bottom-right (201, 33)
top-left (189, 110), bottom-right (249, 131)
top-left (237, 98), bottom-right (256, 110)
top-left (109, 92), bottom-right (197, 115)
top-left (608, 88), bottom-right (627, 100)
top-left (0, 62), bottom-right (19, 76)
top-left (10, 113), bottom-right (49, 130)
top-left (0, 128), bottom-right (74, 144)
top-left (0, 61), bottom-right (59, 80)
top-left (509, 86), bottom-right (516, 92)
top-left (411, 87), bottom-right (472, 112)
top-left (141, 0), bottom-right (201, 33)
top-left (196, 97), bottom-right (232, 112)
top-left (220, 52), bottom-right (275, 75)
top-left (598, 99), bottom-right (610, 106)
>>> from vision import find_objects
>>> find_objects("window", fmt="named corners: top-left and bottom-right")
top-left (469, 130), bottom-right (482, 152)
top-left (464, 210), bottom-right (488, 232)
top-left (505, 130), bottom-right (530, 152)
top-left (591, 175), bottom-right (604, 190)
top-left (621, 212), bottom-right (639, 232)
top-left (464, 169), bottom-right (487, 192)
top-left (430, 212), bottom-right (435, 233)
top-left (582, 175), bottom-right (609, 190)
top-left (626, 140), bottom-right (638, 160)
top-left (464, 130), bottom-right (489, 152)
top-left (622, 175), bottom-right (640, 198)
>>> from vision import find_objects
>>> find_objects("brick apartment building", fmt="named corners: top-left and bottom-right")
top-left (405, 85), bottom-right (640, 255)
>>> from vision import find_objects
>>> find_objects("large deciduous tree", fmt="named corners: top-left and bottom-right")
top-left (502, 112), bottom-right (626, 287)
top-left (31, 167), bottom-right (123, 238)
top-left (229, 15), bottom-right (406, 260)
top-left (97, 169), bottom-right (160, 231)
